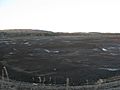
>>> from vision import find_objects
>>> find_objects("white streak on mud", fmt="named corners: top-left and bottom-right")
top-left (99, 68), bottom-right (119, 71)
top-left (9, 52), bottom-right (14, 55)
top-left (44, 49), bottom-right (60, 53)
top-left (102, 48), bottom-right (107, 52)
top-left (44, 49), bottom-right (50, 53)
top-left (24, 42), bottom-right (29, 45)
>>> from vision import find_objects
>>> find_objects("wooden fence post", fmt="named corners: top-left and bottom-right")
top-left (1, 69), bottom-right (4, 89)
top-left (66, 78), bottom-right (69, 90)
top-left (38, 76), bottom-right (41, 83)
top-left (43, 77), bottom-right (46, 86)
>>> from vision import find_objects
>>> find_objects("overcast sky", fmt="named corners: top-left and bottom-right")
top-left (0, 0), bottom-right (120, 32)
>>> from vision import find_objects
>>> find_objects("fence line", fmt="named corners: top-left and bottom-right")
top-left (1, 78), bottom-right (120, 90)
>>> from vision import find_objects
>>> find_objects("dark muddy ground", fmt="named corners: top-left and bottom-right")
top-left (0, 34), bottom-right (120, 85)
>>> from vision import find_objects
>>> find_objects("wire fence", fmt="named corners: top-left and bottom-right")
top-left (1, 78), bottom-right (120, 90)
